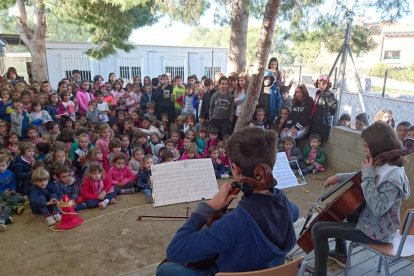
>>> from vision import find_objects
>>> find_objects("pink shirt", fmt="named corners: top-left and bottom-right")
top-left (107, 166), bottom-right (135, 187)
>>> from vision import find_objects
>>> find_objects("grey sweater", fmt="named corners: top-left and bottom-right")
top-left (209, 91), bottom-right (235, 121)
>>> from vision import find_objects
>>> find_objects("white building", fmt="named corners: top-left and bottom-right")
top-left (45, 42), bottom-right (228, 86)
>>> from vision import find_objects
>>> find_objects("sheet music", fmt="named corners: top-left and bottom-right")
top-left (273, 152), bottom-right (302, 189)
top-left (151, 159), bottom-right (218, 207)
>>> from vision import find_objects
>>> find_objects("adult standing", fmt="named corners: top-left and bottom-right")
top-left (310, 75), bottom-right (337, 142)
top-left (267, 57), bottom-right (282, 85)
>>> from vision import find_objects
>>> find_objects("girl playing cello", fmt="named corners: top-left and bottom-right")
top-left (311, 121), bottom-right (411, 275)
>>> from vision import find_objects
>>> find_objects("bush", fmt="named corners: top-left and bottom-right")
top-left (368, 63), bottom-right (414, 83)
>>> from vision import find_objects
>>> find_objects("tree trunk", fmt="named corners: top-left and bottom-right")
top-left (227, 0), bottom-right (249, 74)
top-left (234, 0), bottom-right (280, 132)
top-left (15, 0), bottom-right (48, 82)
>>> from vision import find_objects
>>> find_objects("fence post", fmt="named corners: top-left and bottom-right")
top-left (382, 69), bottom-right (388, 97)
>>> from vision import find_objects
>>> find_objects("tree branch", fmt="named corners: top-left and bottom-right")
top-left (34, 0), bottom-right (47, 38)
top-left (16, 0), bottom-right (27, 25)
top-left (15, 0), bottom-right (33, 44)
top-left (234, 0), bottom-right (281, 132)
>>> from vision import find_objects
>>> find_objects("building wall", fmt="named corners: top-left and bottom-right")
top-left (45, 42), bottom-right (228, 87)
top-left (325, 126), bottom-right (414, 214)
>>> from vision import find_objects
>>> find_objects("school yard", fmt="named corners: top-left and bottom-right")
top-left (2, 172), bottom-right (337, 275)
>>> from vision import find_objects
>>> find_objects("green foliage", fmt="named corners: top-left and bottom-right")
top-left (368, 63), bottom-right (414, 83)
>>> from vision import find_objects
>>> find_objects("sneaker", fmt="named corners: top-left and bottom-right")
top-left (14, 205), bottom-right (25, 215)
top-left (53, 212), bottom-right (62, 222)
top-left (0, 222), bottom-right (7, 232)
top-left (220, 173), bottom-right (230, 179)
top-left (110, 198), bottom-right (117, 204)
top-left (45, 216), bottom-right (56, 226)
top-left (98, 199), bottom-right (109, 209)
top-left (7, 216), bottom-right (14, 224)
top-left (328, 249), bottom-right (347, 268)
top-left (145, 195), bottom-right (153, 203)
top-left (120, 188), bottom-right (135, 194)
top-left (312, 169), bottom-right (319, 175)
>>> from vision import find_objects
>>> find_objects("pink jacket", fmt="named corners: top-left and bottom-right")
top-left (107, 166), bottom-right (136, 187)
top-left (76, 89), bottom-right (95, 114)
top-left (95, 138), bottom-right (110, 157)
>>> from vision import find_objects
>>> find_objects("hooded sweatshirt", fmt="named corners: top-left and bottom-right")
top-left (336, 164), bottom-right (410, 243)
top-left (258, 70), bottom-right (282, 123)
top-left (166, 188), bottom-right (298, 273)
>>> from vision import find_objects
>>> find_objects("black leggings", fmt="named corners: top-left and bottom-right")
top-left (311, 221), bottom-right (386, 276)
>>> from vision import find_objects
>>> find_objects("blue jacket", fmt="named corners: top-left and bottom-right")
top-left (258, 70), bottom-right (282, 123)
top-left (136, 169), bottom-right (152, 190)
top-left (29, 181), bottom-right (63, 209)
top-left (0, 100), bottom-right (12, 122)
top-left (166, 189), bottom-right (298, 273)
top-left (54, 177), bottom-right (80, 201)
top-left (0, 170), bottom-right (16, 192)
top-left (11, 155), bottom-right (32, 195)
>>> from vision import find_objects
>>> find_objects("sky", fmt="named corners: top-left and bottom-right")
top-left (129, 2), bottom-right (413, 46)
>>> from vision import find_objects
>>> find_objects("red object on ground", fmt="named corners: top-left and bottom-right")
top-left (56, 194), bottom-right (84, 230)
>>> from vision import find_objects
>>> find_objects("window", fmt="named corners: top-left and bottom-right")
top-left (203, 66), bottom-right (221, 79)
top-left (118, 57), bottom-right (142, 83)
top-left (65, 70), bottom-right (91, 81)
top-left (165, 66), bottom-right (185, 78)
top-left (60, 55), bottom-right (91, 81)
top-left (384, 50), bottom-right (400, 60)
top-left (119, 66), bottom-right (141, 83)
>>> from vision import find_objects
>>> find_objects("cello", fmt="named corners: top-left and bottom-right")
top-left (297, 138), bottom-right (414, 253)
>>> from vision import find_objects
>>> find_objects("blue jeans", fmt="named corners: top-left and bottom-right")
top-left (141, 189), bottom-right (152, 197)
top-left (156, 262), bottom-right (216, 276)
top-left (84, 192), bottom-right (115, 208)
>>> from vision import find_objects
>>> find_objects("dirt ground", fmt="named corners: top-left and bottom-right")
top-left (1, 169), bottom-right (339, 276)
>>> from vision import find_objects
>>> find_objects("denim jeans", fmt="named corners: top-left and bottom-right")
top-left (156, 261), bottom-right (216, 276)
top-left (311, 221), bottom-right (386, 276)
top-left (84, 192), bottom-right (115, 208)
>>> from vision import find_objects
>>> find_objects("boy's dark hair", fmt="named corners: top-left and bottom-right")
top-left (174, 75), bottom-right (182, 80)
top-left (208, 145), bottom-right (218, 154)
top-left (45, 121), bottom-right (58, 131)
top-left (355, 113), bottom-right (369, 126)
top-left (408, 125), bottom-right (414, 132)
top-left (160, 74), bottom-right (168, 79)
top-left (309, 133), bottom-right (321, 142)
top-left (26, 124), bottom-right (38, 134)
top-left (72, 69), bottom-right (80, 75)
top-left (160, 147), bottom-right (175, 162)
top-left (198, 127), bottom-right (208, 134)
top-left (209, 127), bottom-right (219, 135)
top-left (109, 138), bottom-right (122, 151)
top-left (227, 127), bottom-right (277, 178)
top-left (95, 90), bottom-right (103, 97)
top-left (185, 83), bottom-right (194, 90)
top-left (151, 78), bottom-right (159, 87)
top-left (53, 164), bottom-right (71, 177)
top-left (218, 76), bottom-right (229, 85)
top-left (56, 128), bottom-right (75, 143)
top-left (146, 102), bottom-right (155, 109)
top-left (339, 113), bottom-right (351, 122)
top-left (203, 79), bottom-right (213, 87)
top-left (112, 152), bottom-right (127, 163)
top-left (36, 142), bottom-right (51, 155)
top-left (396, 121), bottom-right (411, 129)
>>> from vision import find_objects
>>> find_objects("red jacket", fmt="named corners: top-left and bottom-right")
top-left (107, 166), bottom-right (135, 187)
top-left (79, 175), bottom-right (112, 202)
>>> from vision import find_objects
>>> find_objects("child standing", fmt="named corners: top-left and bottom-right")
top-left (311, 121), bottom-right (411, 275)
top-left (29, 167), bottom-right (62, 226)
top-left (136, 155), bottom-right (154, 203)
top-left (300, 134), bottom-right (326, 175)
top-left (209, 76), bottom-right (234, 139)
top-left (76, 80), bottom-right (94, 116)
top-left (107, 153), bottom-right (136, 195)
top-left (29, 101), bottom-right (53, 134)
top-left (180, 84), bottom-right (196, 116)
top-left (95, 91), bottom-right (110, 123)
top-left (172, 76), bottom-right (186, 116)
top-left (79, 163), bottom-right (115, 209)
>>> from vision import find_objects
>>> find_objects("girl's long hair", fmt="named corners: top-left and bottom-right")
top-left (361, 121), bottom-right (404, 166)
top-left (292, 84), bottom-right (311, 106)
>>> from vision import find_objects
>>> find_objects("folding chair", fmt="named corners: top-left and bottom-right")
top-left (215, 256), bottom-right (307, 276)
top-left (345, 209), bottom-right (414, 276)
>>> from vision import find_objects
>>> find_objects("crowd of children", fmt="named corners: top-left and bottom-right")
top-left (1, 66), bottom-right (412, 231)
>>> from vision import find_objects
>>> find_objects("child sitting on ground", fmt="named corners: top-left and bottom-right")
top-left (79, 163), bottom-right (115, 210)
top-left (29, 167), bottom-right (62, 226)
top-left (202, 127), bottom-right (220, 158)
top-left (0, 152), bottom-right (28, 215)
top-left (180, 143), bottom-right (199, 160)
top-left (300, 134), bottom-right (326, 175)
top-left (157, 126), bottom-right (299, 275)
top-left (52, 164), bottom-right (84, 211)
top-left (136, 155), bottom-right (154, 203)
top-left (107, 153), bottom-right (136, 195)
top-left (128, 147), bottom-right (145, 175)
top-left (196, 127), bottom-right (208, 155)
top-left (209, 146), bottom-right (227, 179)
top-left (281, 136), bottom-right (303, 170)
top-left (13, 142), bottom-right (36, 195)
top-left (107, 138), bottom-right (122, 165)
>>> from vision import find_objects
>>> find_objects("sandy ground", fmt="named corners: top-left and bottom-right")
top-left (1, 169), bottom-right (342, 276)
